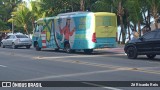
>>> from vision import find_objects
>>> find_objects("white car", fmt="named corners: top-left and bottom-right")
top-left (1, 34), bottom-right (32, 49)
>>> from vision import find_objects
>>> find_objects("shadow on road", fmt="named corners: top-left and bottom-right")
top-left (132, 56), bottom-right (160, 62)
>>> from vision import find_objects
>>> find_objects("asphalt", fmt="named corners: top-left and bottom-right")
top-left (0, 46), bottom-right (160, 90)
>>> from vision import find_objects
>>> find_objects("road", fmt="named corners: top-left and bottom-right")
top-left (0, 47), bottom-right (160, 90)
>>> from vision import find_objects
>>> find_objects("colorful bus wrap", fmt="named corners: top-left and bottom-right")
top-left (32, 12), bottom-right (117, 53)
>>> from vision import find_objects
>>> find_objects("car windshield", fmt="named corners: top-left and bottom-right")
top-left (16, 35), bottom-right (28, 38)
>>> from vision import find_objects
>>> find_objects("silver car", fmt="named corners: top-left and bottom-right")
top-left (1, 34), bottom-right (32, 49)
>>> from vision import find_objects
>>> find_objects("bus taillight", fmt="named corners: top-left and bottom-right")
top-left (92, 33), bottom-right (96, 42)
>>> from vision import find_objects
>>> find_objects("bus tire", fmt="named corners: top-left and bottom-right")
top-left (55, 48), bottom-right (59, 51)
top-left (84, 49), bottom-right (93, 54)
top-left (35, 42), bottom-right (41, 51)
top-left (65, 43), bottom-right (71, 53)
top-left (64, 43), bottom-right (75, 53)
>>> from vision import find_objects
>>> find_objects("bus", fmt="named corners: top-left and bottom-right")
top-left (32, 12), bottom-right (117, 53)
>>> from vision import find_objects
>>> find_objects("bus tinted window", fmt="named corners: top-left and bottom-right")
top-left (96, 16), bottom-right (116, 27)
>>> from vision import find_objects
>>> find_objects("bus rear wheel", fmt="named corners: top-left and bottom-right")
top-left (65, 43), bottom-right (75, 53)
top-left (65, 43), bottom-right (71, 53)
top-left (35, 43), bottom-right (41, 51)
top-left (84, 49), bottom-right (93, 54)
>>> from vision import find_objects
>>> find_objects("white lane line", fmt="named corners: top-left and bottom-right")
top-left (82, 82), bottom-right (123, 90)
top-left (34, 55), bottom-right (104, 59)
top-left (0, 65), bottom-right (7, 68)
top-left (25, 69), bottom-right (126, 81)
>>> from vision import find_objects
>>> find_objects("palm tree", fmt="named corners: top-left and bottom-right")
top-left (30, 1), bottom-right (45, 31)
top-left (147, 0), bottom-right (160, 29)
top-left (91, 0), bottom-right (112, 12)
top-left (0, 0), bottom-right (22, 31)
top-left (9, 3), bottom-right (32, 34)
top-left (113, 0), bottom-right (126, 44)
top-left (125, 0), bottom-right (143, 36)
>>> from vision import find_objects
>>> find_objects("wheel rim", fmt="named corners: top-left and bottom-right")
top-left (127, 47), bottom-right (135, 58)
top-left (12, 44), bottom-right (15, 49)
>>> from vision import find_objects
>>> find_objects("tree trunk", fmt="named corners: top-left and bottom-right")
top-left (155, 17), bottom-right (158, 29)
top-left (117, 1), bottom-right (125, 44)
top-left (31, 17), bottom-right (35, 33)
top-left (148, 9), bottom-right (151, 31)
top-left (80, 0), bottom-right (85, 11)
top-left (138, 21), bottom-right (141, 37)
top-left (134, 24), bottom-right (137, 32)
top-left (24, 24), bottom-right (29, 35)
top-left (120, 16), bottom-right (125, 44)
top-left (118, 31), bottom-right (122, 44)
top-left (127, 19), bottom-right (131, 40)
top-left (152, 2), bottom-right (158, 30)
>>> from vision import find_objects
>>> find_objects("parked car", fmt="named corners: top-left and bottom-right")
top-left (1, 33), bottom-right (32, 49)
top-left (124, 29), bottom-right (160, 59)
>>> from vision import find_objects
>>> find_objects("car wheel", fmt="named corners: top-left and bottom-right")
top-left (35, 43), bottom-right (41, 51)
top-left (26, 46), bottom-right (31, 49)
top-left (84, 49), bottom-right (93, 54)
top-left (126, 46), bottom-right (137, 59)
top-left (12, 43), bottom-right (17, 49)
top-left (1, 43), bottom-right (5, 48)
top-left (146, 54), bottom-right (156, 59)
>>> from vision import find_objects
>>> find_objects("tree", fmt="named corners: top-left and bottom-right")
top-left (30, 1), bottom-right (45, 31)
top-left (0, 0), bottom-right (22, 31)
top-left (91, 0), bottom-right (112, 12)
top-left (147, 0), bottom-right (160, 29)
top-left (125, 0), bottom-right (143, 36)
top-left (113, 0), bottom-right (126, 44)
top-left (9, 3), bottom-right (32, 34)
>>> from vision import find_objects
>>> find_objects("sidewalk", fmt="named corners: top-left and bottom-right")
top-left (95, 44), bottom-right (125, 54)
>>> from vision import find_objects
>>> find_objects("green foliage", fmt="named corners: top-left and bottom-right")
top-left (91, 0), bottom-right (112, 12)
top-left (10, 3), bottom-right (32, 34)
top-left (0, 0), bottom-right (22, 31)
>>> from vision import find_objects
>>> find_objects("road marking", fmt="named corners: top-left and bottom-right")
top-left (0, 65), bottom-right (7, 68)
top-left (82, 82), bottom-right (123, 90)
top-left (131, 68), bottom-right (160, 75)
top-left (34, 55), bottom-right (160, 75)
top-left (25, 69), bottom-right (126, 81)
top-left (35, 56), bottom-right (132, 70)
top-left (34, 54), bottom-right (125, 59)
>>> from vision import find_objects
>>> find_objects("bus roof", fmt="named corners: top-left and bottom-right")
top-left (58, 11), bottom-right (92, 16)
top-left (94, 12), bottom-right (116, 16)
top-left (35, 12), bottom-right (116, 22)
top-left (58, 12), bottom-right (116, 16)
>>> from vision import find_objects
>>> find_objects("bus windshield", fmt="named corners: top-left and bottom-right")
top-left (96, 16), bottom-right (116, 27)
